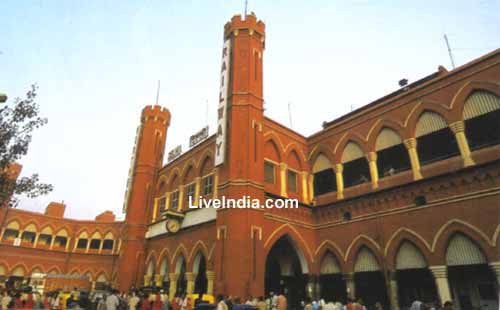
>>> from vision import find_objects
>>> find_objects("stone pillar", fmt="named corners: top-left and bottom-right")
top-left (194, 177), bottom-right (201, 207)
top-left (65, 237), bottom-right (71, 252)
top-left (169, 273), bottom-right (179, 300)
top-left (489, 262), bottom-right (500, 305)
top-left (308, 174), bottom-right (314, 203)
top-left (165, 192), bottom-right (171, 212)
top-left (449, 121), bottom-right (474, 167)
top-left (206, 271), bottom-right (215, 296)
top-left (367, 152), bottom-right (379, 189)
top-left (33, 233), bottom-right (39, 248)
top-left (144, 275), bottom-right (152, 287)
top-left (335, 164), bottom-right (344, 200)
top-left (403, 138), bottom-right (423, 180)
top-left (91, 281), bottom-right (96, 291)
top-left (186, 272), bottom-right (195, 295)
top-left (429, 266), bottom-right (452, 305)
top-left (49, 236), bottom-right (55, 250)
top-left (178, 185), bottom-right (185, 211)
top-left (279, 163), bottom-right (288, 197)
top-left (155, 274), bottom-right (164, 287)
top-left (343, 273), bottom-right (355, 300)
top-left (387, 271), bottom-right (400, 310)
top-left (85, 238), bottom-right (90, 253)
top-left (301, 171), bottom-right (309, 203)
top-left (98, 239), bottom-right (103, 254)
top-left (306, 275), bottom-right (318, 300)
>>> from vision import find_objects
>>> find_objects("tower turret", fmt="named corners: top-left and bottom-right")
top-left (116, 104), bottom-right (170, 291)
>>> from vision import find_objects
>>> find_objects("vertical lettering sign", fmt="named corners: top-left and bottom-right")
top-left (215, 38), bottom-right (231, 166)
top-left (123, 125), bottom-right (142, 213)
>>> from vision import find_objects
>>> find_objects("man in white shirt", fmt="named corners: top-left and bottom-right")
top-left (106, 290), bottom-right (120, 310)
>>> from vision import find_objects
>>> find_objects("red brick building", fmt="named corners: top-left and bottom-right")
top-left (1, 13), bottom-right (499, 310)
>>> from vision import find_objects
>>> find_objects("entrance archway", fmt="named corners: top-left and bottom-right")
top-left (193, 252), bottom-right (208, 295)
top-left (265, 235), bottom-right (308, 310)
top-left (319, 252), bottom-right (347, 303)
top-left (175, 256), bottom-right (187, 295)
top-left (353, 246), bottom-right (388, 310)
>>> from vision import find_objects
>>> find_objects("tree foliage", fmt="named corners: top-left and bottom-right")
top-left (0, 84), bottom-right (53, 207)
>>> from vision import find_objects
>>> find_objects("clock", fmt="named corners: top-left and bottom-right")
top-left (166, 219), bottom-right (180, 233)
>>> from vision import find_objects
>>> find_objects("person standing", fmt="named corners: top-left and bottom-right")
top-left (0, 291), bottom-right (11, 310)
top-left (129, 292), bottom-right (141, 310)
top-left (257, 297), bottom-right (266, 310)
top-left (106, 290), bottom-right (120, 310)
top-left (217, 295), bottom-right (228, 310)
top-left (277, 293), bottom-right (286, 310)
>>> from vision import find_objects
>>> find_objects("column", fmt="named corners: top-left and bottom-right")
top-left (99, 239), bottom-right (104, 254)
top-left (178, 185), bottom-right (185, 211)
top-left (165, 192), bottom-right (171, 212)
top-left (301, 171), bottom-right (309, 203)
top-left (335, 164), bottom-right (344, 200)
top-left (91, 281), bottom-right (96, 291)
top-left (33, 233), bottom-right (39, 248)
top-left (155, 274), bottom-right (164, 287)
top-left (213, 168), bottom-right (219, 199)
top-left (429, 266), bottom-right (452, 304)
top-left (387, 271), bottom-right (400, 310)
top-left (152, 198), bottom-right (159, 222)
top-left (0, 228), bottom-right (5, 241)
top-left (206, 271), bottom-right (215, 296)
top-left (367, 152), bottom-right (379, 189)
top-left (306, 275), bottom-right (317, 300)
top-left (194, 177), bottom-right (201, 207)
top-left (450, 121), bottom-right (474, 167)
top-left (279, 162), bottom-right (288, 197)
top-left (403, 138), bottom-right (423, 180)
top-left (49, 236), bottom-right (55, 250)
top-left (343, 272), bottom-right (355, 300)
top-left (169, 273), bottom-right (179, 299)
top-left (186, 272), bottom-right (196, 294)
top-left (308, 174), bottom-right (314, 203)
top-left (86, 238), bottom-right (90, 253)
top-left (65, 237), bottom-right (71, 252)
top-left (144, 275), bottom-right (152, 287)
top-left (489, 261), bottom-right (500, 304)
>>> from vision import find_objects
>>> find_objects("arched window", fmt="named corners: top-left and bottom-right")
top-left (38, 227), bottom-right (53, 246)
top-left (375, 128), bottom-right (411, 178)
top-left (342, 142), bottom-right (370, 188)
top-left (102, 232), bottom-right (114, 250)
top-left (416, 111), bottom-right (459, 165)
top-left (313, 154), bottom-right (336, 196)
top-left (2, 221), bottom-right (20, 241)
top-left (463, 91), bottom-right (500, 150)
top-left (76, 231), bottom-right (89, 249)
top-left (21, 224), bottom-right (37, 244)
top-left (54, 229), bottom-right (68, 249)
top-left (446, 233), bottom-right (487, 266)
top-left (89, 232), bottom-right (102, 250)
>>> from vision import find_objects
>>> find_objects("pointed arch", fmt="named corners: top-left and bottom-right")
top-left (394, 240), bottom-right (429, 270)
top-left (308, 144), bottom-right (334, 165)
top-left (46, 266), bottom-right (62, 275)
top-left (286, 148), bottom-right (304, 171)
top-left (145, 250), bottom-right (159, 271)
top-left (284, 143), bottom-right (307, 166)
top-left (340, 140), bottom-right (366, 164)
top-left (320, 251), bottom-right (343, 274)
top-left (156, 174), bottom-right (168, 193)
top-left (30, 265), bottom-right (45, 274)
top-left (23, 222), bottom-right (39, 232)
top-left (367, 118), bottom-right (405, 150)
top-left (315, 239), bottom-right (346, 264)
top-left (264, 135), bottom-right (283, 162)
top-left (445, 233), bottom-right (488, 266)
top-left (345, 234), bottom-right (381, 271)
top-left (158, 247), bottom-right (172, 270)
top-left (167, 168), bottom-right (181, 191)
top-left (450, 80), bottom-right (500, 119)
top-left (264, 223), bottom-right (314, 268)
top-left (188, 240), bottom-right (210, 267)
top-left (10, 264), bottom-right (28, 277)
top-left (432, 219), bottom-right (493, 264)
top-left (171, 243), bottom-right (189, 267)
top-left (353, 246), bottom-right (381, 272)
top-left (192, 251), bottom-right (207, 274)
top-left (384, 227), bottom-right (432, 267)
top-left (334, 134), bottom-right (368, 163)
top-left (198, 151), bottom-right (214, 176)
top-left (181, 161), bottom-right (197, 184)
top-left (264, 131), bottom-right (286, 155)
top-left (405, 100), bottom-right (451, 137)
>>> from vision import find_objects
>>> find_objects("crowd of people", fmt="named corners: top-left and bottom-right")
top-left (0, 286), bottom-right (455, 310)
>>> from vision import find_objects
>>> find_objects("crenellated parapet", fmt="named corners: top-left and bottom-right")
top-left (224, 13), bottom-right (265, 40)
top-left (141, 105), bottom-right (171, 125)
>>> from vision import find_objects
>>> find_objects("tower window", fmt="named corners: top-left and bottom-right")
top-left (171, 191), bottom-right (179, 210)
top-left (264, 161), bottom-right (275, 184)
top-left (287, 170), bottom-right (298, 193)
top-left (203, 175), bottom-right (213, 196)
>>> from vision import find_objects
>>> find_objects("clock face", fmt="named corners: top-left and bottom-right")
top-left (166, 219), bottom-right (180, 233)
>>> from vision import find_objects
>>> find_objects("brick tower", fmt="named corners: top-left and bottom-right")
top-left (116, 105), bottom-right (170, 291)
top-left (214, 13), bottom-right (266, 298)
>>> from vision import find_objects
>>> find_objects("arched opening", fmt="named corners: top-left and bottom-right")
top-left (7, 266), bottom-right (26, 290)
top-left (375, 128), bottom-right (411, 178)
top-left (146, 258), bottom-right (156, 287)
top-left (175, 256), bottom-right (187, 295)
top-left (160, 257), bottom-right (170, 290)
top-left (446, 233), bottom-right (497, 310)
top-left (21, 224), bottom-right (37, 245)
top-left (353, 246), bottom-right (388, 309)
top-left (89, 231), bottom-right (102, 250)
top-left (193, 252), bottom-right (208, 295)
top-left (415, 111), bottom-right (459, 165)
top-left (265, 235), bottom-right (308, 310)
top-left (463, 91), bottom-right (500, 150)
top-left (95, 274), bottom-right (108, 291)
top-left (38, 226), bottom-right (53, 247)
top-left (102, 232), bottom-right (114, 251)
top-left (2, 221), bottom-right (20, 242)
top-left (54, 229), bottom-right (68, 250)
top-left (312, 154), bottom-right (336, 196)
top-left (319, 251), bottom-right (347, 303)
top-left (394, 241), bottom-right (437, 308)
top-left (341, 142), bottom-right (370, 188)
top-left (76, 231), bottom-right (89, 250)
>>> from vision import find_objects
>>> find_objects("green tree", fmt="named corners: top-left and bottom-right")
top-left (0, 84), bottom-right (53, 207)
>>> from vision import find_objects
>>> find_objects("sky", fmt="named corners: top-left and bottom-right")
top-left (1, 0), bottom-right (499, 220)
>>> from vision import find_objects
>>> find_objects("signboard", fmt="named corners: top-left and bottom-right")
top-left (168, 145), bottom-right (182, 162)
top-left (215, 38), bottom-right (231, 166)
top-left (189, 126), bottom-right (209, 148)
top-left (122, 125), bottom-right (142, 214)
